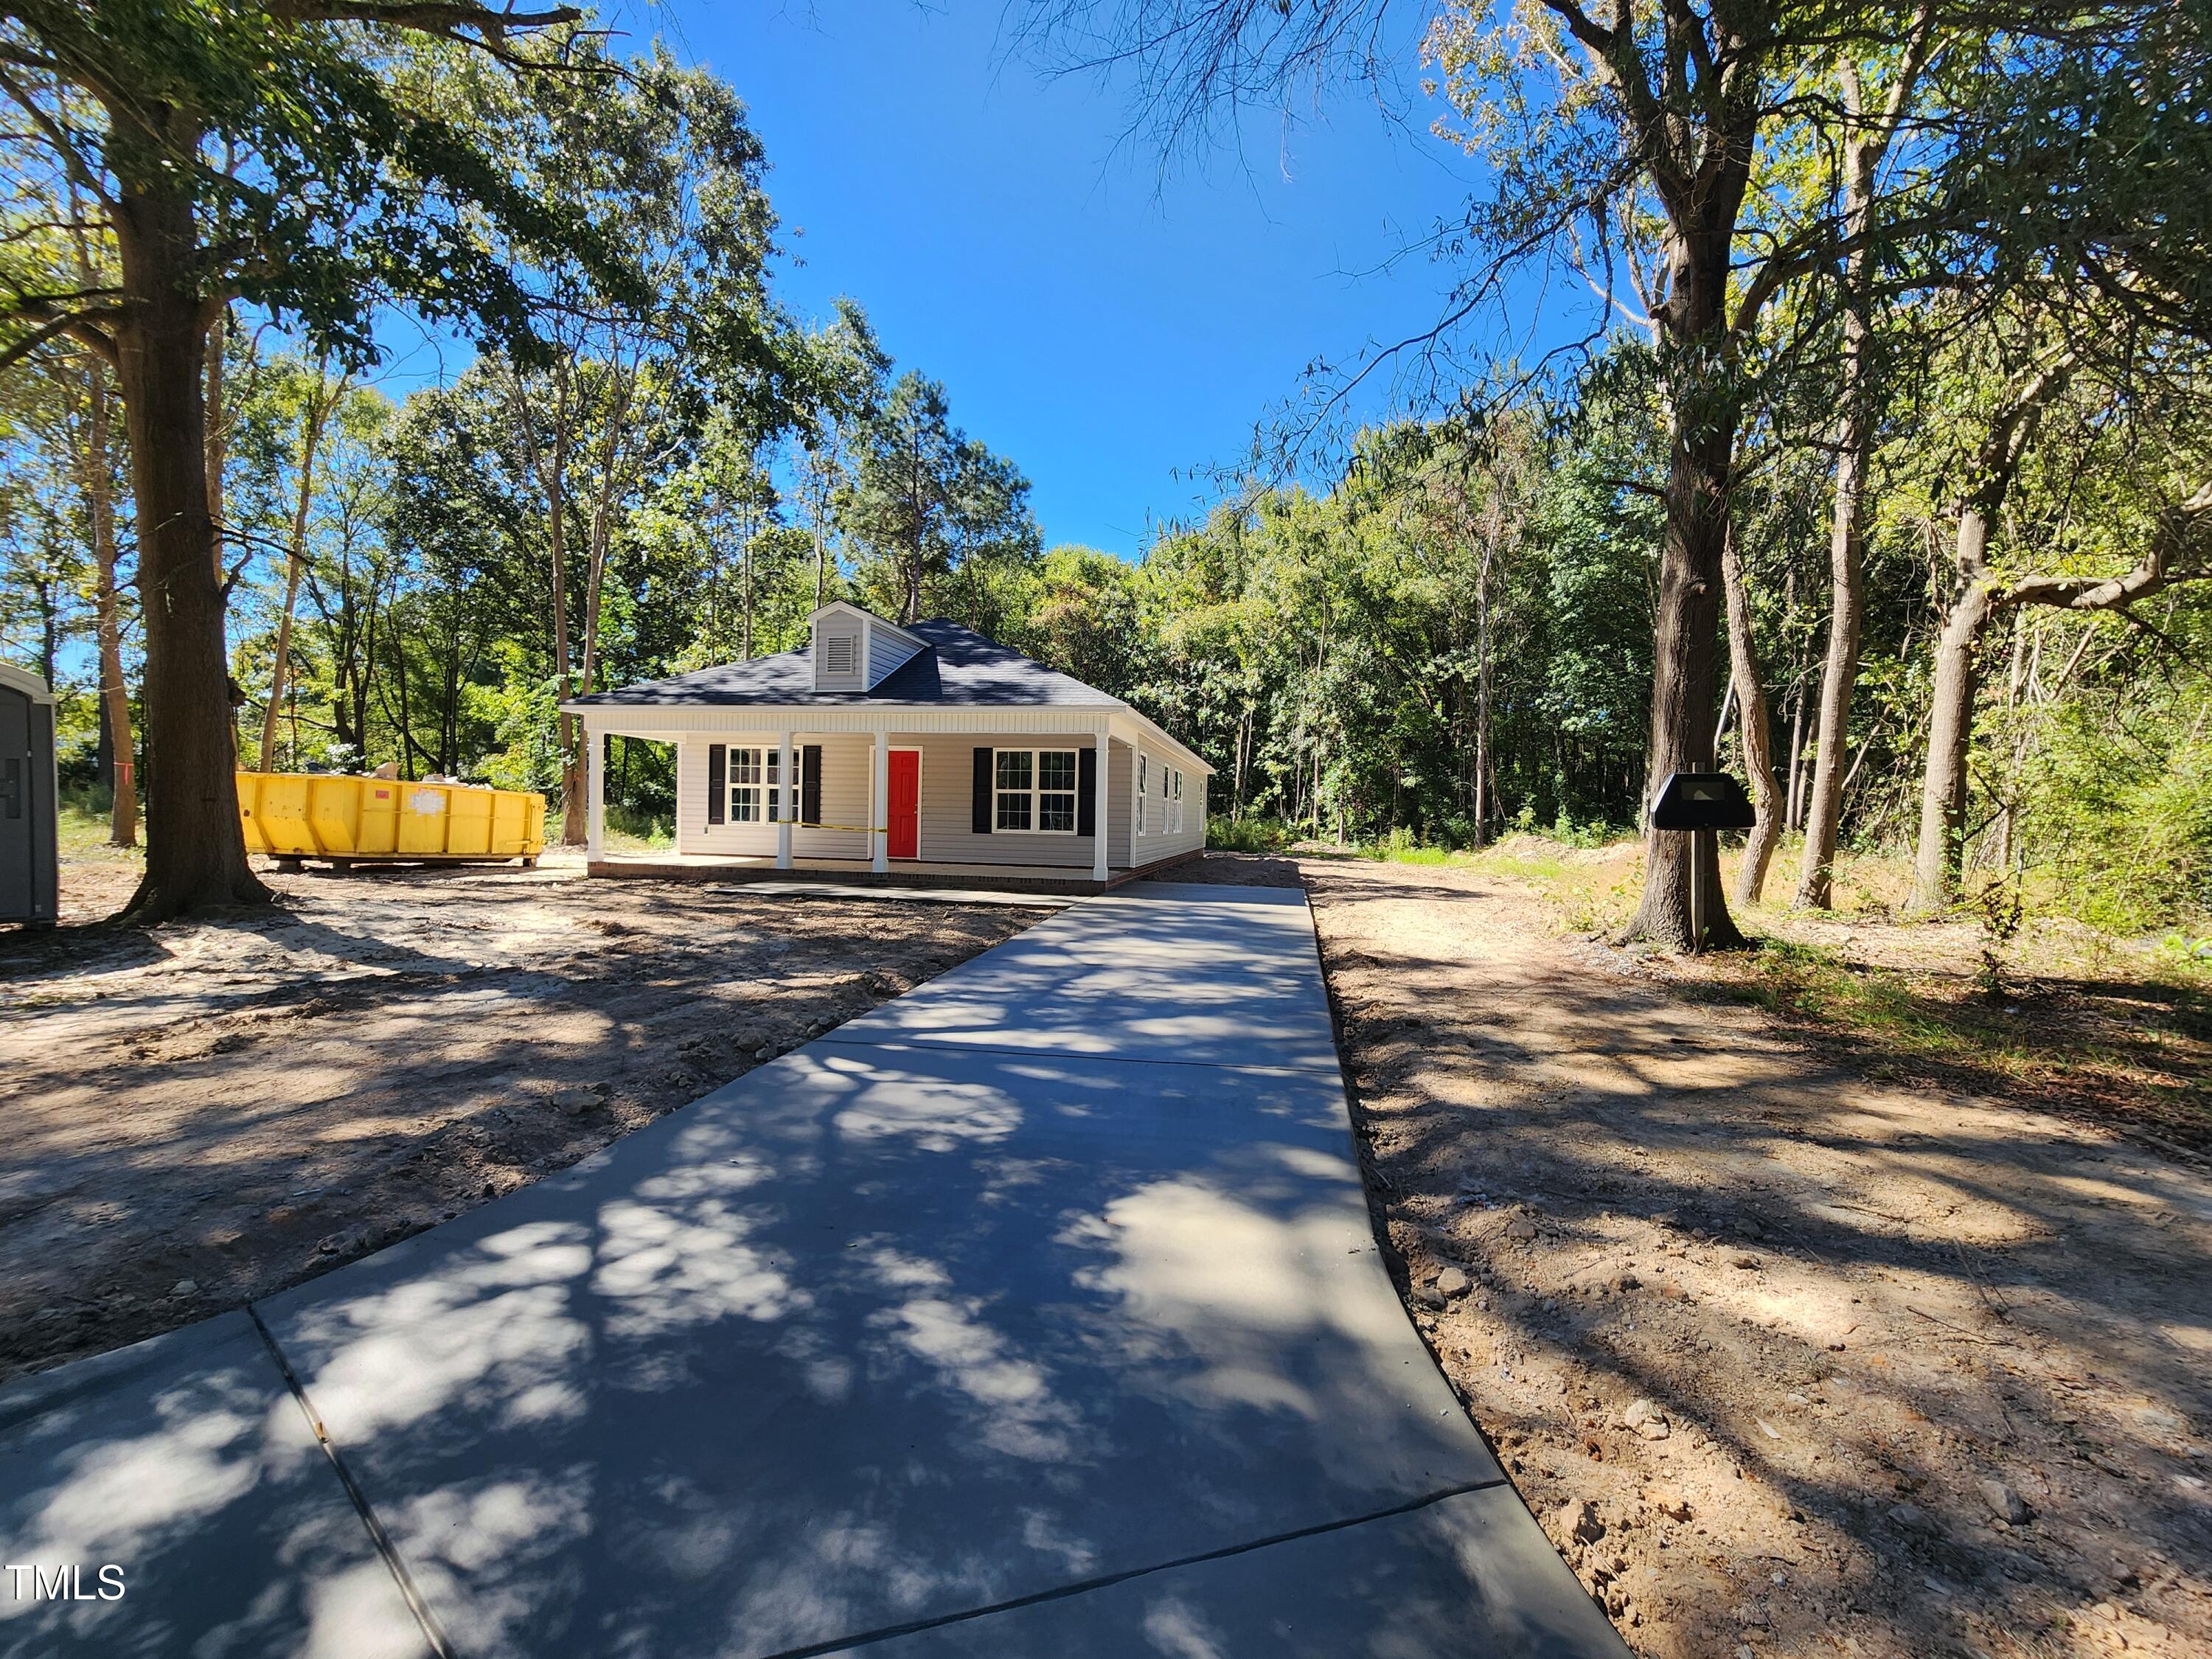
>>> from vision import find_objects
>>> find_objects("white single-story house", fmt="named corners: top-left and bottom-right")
top-left (562, 602), bottom-right (1212, 892)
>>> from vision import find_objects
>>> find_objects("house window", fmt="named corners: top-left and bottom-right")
top-left (1169, 768), bottom-right (1184, 834)
top-left (1135, 754), bottom-right (1148, 836)
top-left (995, 748), bottom-right (1078, 833)
top-left (729, 748), bottom-right (784, 824)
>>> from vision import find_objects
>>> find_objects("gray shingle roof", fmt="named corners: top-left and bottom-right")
top-left (570, 620), bottom-right (1122, 709)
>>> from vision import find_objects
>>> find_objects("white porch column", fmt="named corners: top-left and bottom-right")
top-left (585, 723), bottom-right (605, 862)
top-left (776, 729), bottom-right (794, 869)
top-left (1093, 723), bottom-right (1110, 883)
top-left (872, 729), bottom-right (890, 872)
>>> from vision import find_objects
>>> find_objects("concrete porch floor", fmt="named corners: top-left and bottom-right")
top-left (586, 849), bottom-right (1200, 897)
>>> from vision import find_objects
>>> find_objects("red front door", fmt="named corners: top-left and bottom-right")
top-left (887, 750), bottom-right (920, 860)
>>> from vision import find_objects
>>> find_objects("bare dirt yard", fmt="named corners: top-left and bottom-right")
top-left (0, 852), bottom-right (1050, 1387)
top-left (1270, 849), bottom-right (2212, 1659)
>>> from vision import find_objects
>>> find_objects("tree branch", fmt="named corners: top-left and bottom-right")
top-left (2003, 481), bottom-right (2212, 615)
top-left (0, 312), bottom-right (87, 374)
top-left (268, 1), bottom-right (582, 31)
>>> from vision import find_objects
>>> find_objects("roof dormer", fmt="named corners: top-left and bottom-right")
top-left (810, 602), bottom-right (925, 692)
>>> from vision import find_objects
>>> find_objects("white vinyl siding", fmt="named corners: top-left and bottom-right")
top-left (672, 730), bottom-right (1200, 873)
top-left (866, 627), bottom-right (922, 686)
top-left (913, 734), bottom-right (1097, 869)
top-left (677, 734), bottom-right (872, 860)
top-left (1107, 740), bottom-right (1133, 868)
top-left (1123, 741), bottom-right (1203, 868)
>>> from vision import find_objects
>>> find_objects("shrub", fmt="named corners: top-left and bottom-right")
top-left (1208, 815), bottom-right (1290, 853)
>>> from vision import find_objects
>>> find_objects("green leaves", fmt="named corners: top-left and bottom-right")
top-left (0, 4), bottom-right (642, 364)
top-left (839, 372), bottom-right (1040, 625)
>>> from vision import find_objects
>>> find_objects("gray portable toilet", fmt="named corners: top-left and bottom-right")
top-left (0, 662), bottom-right (58, 927)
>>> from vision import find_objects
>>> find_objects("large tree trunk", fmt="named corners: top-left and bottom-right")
top-left (1720, 525), bottom-right (1781, 903)
top-left (902, 540), bottom-right (924, 625)
top-left (1910, 509), bottom-right (1998, 911)
top-left (1793, 299), bottom-right (1872, 908)
top-left (112, 168), bottom-right (268, 921)
top-left (1905, 357), bottom-right (2090, 911)
top-left (1624, 220), bottom-right (1747, 950)
top-left (82, 358), bottom-right (139, 847)
top-left (1624, 415), bottom-right (1745, 947)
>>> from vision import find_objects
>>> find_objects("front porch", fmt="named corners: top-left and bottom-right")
top-left (582, 847), bottom-right (1203, 897)
top-left (578, 708), bottom-right (1206, 886)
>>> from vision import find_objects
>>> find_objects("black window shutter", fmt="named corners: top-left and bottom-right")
top-left (1077, 745), bottom-right (1097, 836)
top-left (706, 743), bottom-right (726, 825)
top-left (802, 745), bottom-right (822, 825)
top-left (972, 748), bottom-right (993, 834)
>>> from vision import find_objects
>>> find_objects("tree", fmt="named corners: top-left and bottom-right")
top-left (1366, 414), bottom-right (1543, 844)
top-left (0, 1), bottom-right (619, 919)
top-left (1029, 0), bottom-right (1929, 946)
top-left (1909, 346), bottom-right (2212, 909)
top-left (470, 46), bottom-right (792, 841)
top-left (298, 394), bottom-right (398, 764)
top-left (1791, 20), bottom-right (1937, 908)
top-left (790, 301), bottom-right (889, 612)
top-left (843, 373), bottom-right (1037, 625)
top-left (248, 357), bottom-right (350, 771)
top-left (1719, 524), bottom-right (1781, 902)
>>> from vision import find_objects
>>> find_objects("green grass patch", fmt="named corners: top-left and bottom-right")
top-left (1207, 815), bottom-right (1292, 854)
top-left (604, 803), bottom-right (674, 852)
top-left (1371, 843), bottom-right (1461, 866)
top-left (1357, 828), bottom-right (1472, 865)
top-left (1709, 936), bottom-right (2100, 1086)
top-left (57, 785), bottom-right (141, 863)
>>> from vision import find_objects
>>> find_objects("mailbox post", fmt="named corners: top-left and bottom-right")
top-left (1648, 771), bottom-right (1756, 953)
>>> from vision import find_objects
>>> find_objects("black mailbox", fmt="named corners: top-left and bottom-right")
top-left (1649, 771), bottom-right (1756, 832)
top-left (0, 663), bottom-right (58, 926)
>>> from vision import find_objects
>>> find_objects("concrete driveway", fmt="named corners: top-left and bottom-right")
top-left (0, 880), bottom-right (1626, 1658)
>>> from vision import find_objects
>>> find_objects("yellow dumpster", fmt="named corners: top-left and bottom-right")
top-left (236, 772), bottom-right (546, 869)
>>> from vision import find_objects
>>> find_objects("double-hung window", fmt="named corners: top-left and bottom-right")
top-left (1169, 768), bottom-right (1184, 834)
top-left (1135, 754), bottom-right (1149, 837)
top-left (729, 747), bottom-right (785, 824)
top-left (995, 748), bottom-right (1078, 833)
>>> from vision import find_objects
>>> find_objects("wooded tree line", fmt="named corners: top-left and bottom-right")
top-left (0, 4), bottom-right (1042, 915)
top-left (4, 1), bottom-right (2209, 944)
top-left (1012, 0), bottom-right (2212, 943)
top-left (4, 278), bottom-right (1044, 844)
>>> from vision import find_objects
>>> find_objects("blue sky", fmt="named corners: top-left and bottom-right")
top-left (588, 4), bottom-right (1500, 556)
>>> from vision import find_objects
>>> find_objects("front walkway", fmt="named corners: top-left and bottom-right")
top-left (0, 882), bottom-right (1625, 1658)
